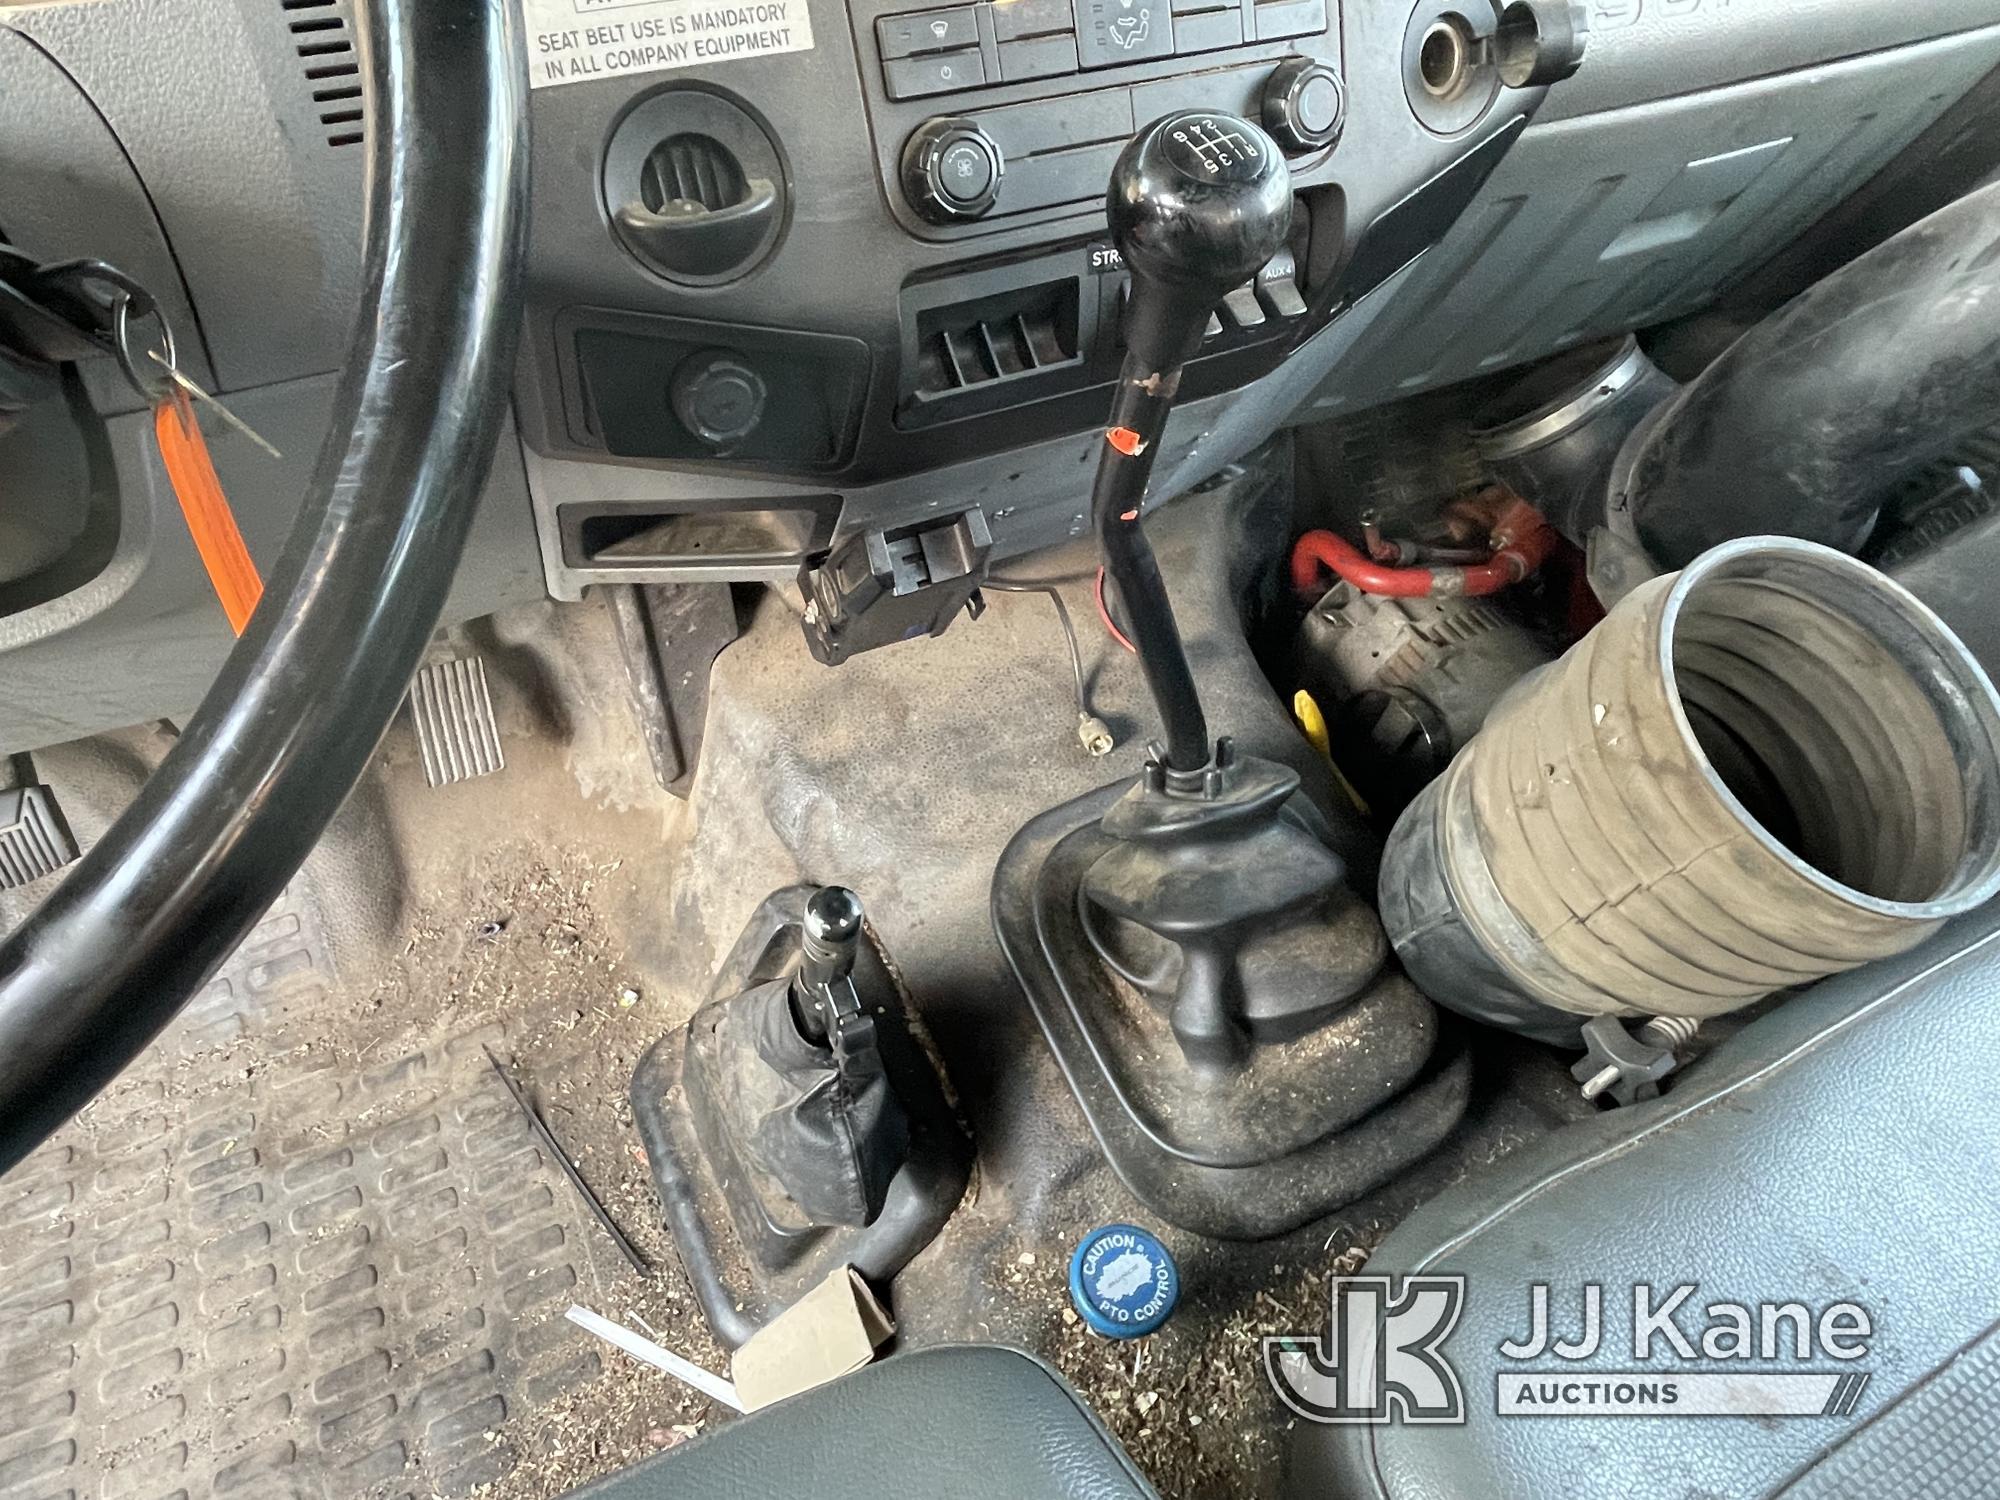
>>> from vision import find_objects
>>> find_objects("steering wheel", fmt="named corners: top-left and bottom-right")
top-left (0, 0), bottom-right (529, 1175)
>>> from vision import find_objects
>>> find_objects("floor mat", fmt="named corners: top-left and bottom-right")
top-left (2, 535), bottom-right (1586, 1500)
top-left (5, 1028), bottom-right (591, 1499)
top-left (0, 830), bottom-right (726, 1500)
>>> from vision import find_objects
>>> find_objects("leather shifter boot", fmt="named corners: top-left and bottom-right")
top-left (709, 974), bottom-right (910, 1228)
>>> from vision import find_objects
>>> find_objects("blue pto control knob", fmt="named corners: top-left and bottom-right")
top-left (1068, 1223), bottom-right (1181, 1339)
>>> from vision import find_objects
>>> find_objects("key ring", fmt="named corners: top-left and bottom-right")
top-left (17, 258), bottom-right (177, 402)
top-left (111, 289), bottom-right (178, 404)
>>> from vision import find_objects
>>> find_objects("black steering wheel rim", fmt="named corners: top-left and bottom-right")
top-left (0, 0), bottom-right (530, 1176)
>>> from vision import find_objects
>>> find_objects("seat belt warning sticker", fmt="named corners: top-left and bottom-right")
top-left (520, 0), bottom-right (815, 89)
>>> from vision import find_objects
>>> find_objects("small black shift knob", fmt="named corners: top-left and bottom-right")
top-left (800, 886), bottom-right (864, 989)
top-left (1109, 110), bottom-right (1293, 369)
top-left (791, 885), bottom-right (865, 1044)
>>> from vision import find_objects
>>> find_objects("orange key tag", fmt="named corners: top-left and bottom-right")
top-left (154, 386), bottom-right (263, 635)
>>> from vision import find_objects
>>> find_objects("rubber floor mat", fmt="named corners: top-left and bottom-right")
top-left (0, 878), bottom-right (640, 1500)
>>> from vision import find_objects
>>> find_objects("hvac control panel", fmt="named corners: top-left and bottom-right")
top-left (851, 0), bottom-right (1345, 237)
top-left (519, 0), bottom-right (1429, 597)
top-left (869, 0), bottom-right (1326, 97)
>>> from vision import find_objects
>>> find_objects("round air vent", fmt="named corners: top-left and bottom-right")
top-left (641, 134), bottom-right (749, 214)
top-left (604, 90), bottom-right (789, 286)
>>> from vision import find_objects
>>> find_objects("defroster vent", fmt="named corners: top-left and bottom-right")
top-left (282, 0), bottom-right (365, 148)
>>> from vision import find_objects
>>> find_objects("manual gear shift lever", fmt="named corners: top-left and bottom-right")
top-left (1095, 110), bottom-right (1292, 771)
top-left (790, 884), bottom-right (864, 1043)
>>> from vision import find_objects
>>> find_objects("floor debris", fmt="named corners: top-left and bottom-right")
top-left (564, 1305), bottom-right (744, 1411)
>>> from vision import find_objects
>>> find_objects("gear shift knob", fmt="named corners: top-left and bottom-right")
top-left (1109, 110), bottom-right (1293, 370)
top-left (1087, 109), bottom-right (1291, 772)
top-left (800, 885), bottom-right (864, 990)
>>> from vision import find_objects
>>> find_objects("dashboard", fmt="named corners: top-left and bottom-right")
top-left (513, 0), bottom-right (1549, 599)
top-left (4, 0), bottom-right (2000, 746)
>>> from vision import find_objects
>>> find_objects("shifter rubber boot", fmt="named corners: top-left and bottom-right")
top-left (1080, 744), bottom-right (1386, 1072)
top-left (994, 769), bottom-right (1468, 1241)
top-left (630, 886), bottom-right (971, 1347)
top-left (709, 976), bottom-right (911, 1228)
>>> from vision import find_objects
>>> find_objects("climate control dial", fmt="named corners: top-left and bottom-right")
top-left (1261, 56), bottom-right (1346, 153)
top-left (902, 117), bottom-right (1005, 223)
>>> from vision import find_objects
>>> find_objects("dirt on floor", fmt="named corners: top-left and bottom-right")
top-left (324, 844), bottom-right (742, 1499)
top-left (7, 576), bottom-right (1581, 1500)
top-left (1035, 1241), bottom-right (1381, 1498)
top-left (285, 835), bottom-right (1358, 1500)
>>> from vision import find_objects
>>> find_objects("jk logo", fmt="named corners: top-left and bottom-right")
top-left (1264, 1276), bottom-right (1467, 1424)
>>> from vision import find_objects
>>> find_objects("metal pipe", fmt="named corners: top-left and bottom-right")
top-left (1621, 180), bottom-right (2000, 569)
top-left (1471, 335), bottom-right (1678, 545)
top-left (1380, 537), bottom-right (2000, 1043)
top-left (0, 0), bottom-right (529, 1175)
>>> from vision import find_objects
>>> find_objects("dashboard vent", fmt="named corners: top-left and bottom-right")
top-left (640, 135), bottom-right (751, 214)
top-left (283, 0), bottom-right (365, 148)
top-left (913, 279), bottom-right (1081, 396)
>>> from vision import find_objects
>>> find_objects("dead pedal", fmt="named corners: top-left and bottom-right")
top-left (406, 654), bottom-right (505, 788)
top-left (0, 784), bottom-right (79, 889)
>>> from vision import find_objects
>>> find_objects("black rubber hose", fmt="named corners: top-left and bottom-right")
top-left (1625, 179), bottom-right (2000, 569)
top-left (0, 0), bottom-right (529, 1176)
